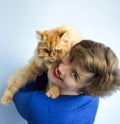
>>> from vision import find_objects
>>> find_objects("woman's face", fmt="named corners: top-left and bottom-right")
top-left (48, 53), bottom-right (92, 95)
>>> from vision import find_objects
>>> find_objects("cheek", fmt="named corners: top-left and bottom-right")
top-left (48, 69), bottom-right (55, 80)
top-left (47, 69), bottom-right (63, 86)
top-left (64, 78), bottom-right (84, 91)
top-left (64, 79), bottom-right (76, 89)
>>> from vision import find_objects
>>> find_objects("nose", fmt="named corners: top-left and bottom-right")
top-left (58, 63), bottom-right (70, 75)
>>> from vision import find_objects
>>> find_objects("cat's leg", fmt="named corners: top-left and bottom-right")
top-left (1, 59), bottom-right (41, 105)
top-left (0, 76), bottom-right (21, 105)
top-left (46, 82), bottom-right (60, 99)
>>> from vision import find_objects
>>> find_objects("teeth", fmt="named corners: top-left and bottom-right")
top-left (56, 66), bottom-right (61, 79)
top-left (56, 67), bottom-right (59, 77)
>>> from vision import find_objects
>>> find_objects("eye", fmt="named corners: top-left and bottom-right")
top-left (68, 57), bottom-right (73, 64)
top-left (72, 72), bottom-right (78, 80)
top-left (54, 49), bottom-right (61, 53)
top-left (44, 48), bottom-right (50, 53)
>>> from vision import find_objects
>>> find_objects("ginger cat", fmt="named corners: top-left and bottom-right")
top-left (1, 26), bottom-right (83, 105)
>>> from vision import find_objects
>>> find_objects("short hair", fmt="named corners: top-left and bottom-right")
top-left (70, 40), bottom-right (120, 97)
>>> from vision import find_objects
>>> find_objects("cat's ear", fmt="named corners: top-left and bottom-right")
top-left (60, 31), bottom-right (69, 43)
top-left (59, 30), bottom-right (66, 38)
top-left (59, 30), bottom-right (69, 41)
top-left (36, 31), bottom-right (43, 38)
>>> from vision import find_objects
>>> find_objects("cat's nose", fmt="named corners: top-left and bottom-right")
top-left (50, 52), bottom-right (54, 57)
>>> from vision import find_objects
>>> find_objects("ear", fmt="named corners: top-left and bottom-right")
top-left (36, 31), bottom-right (43, 38)
top-left (58, 30), bottom-right (66, 38)
top-left (60, 31), bottom-right (69, 43)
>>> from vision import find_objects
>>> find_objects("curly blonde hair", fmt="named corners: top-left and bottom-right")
top-left (70, 40), bottom-right (120, 97)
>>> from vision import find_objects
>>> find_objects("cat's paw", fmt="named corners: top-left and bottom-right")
top-left (46, 90), bottom-right (59, 99)
top-left (1, 88), bottom-right (15, 106)
top-left (1, 95), bottom-right (12, 106)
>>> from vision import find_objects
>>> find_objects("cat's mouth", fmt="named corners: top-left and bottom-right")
top-left (53, 65), bottom-right (61, 80)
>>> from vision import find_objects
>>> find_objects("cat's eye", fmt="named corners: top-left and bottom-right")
top-left (54, 49), bottom-right (60, 53)
top-left (44, 49), bottom-right (50, 53)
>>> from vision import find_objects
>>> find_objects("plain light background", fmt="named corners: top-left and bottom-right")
top-left (0, 0), bottom-right (120, 124)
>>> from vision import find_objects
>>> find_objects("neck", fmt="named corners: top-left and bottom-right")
top-left (60, 89), bottom-right (79, 96)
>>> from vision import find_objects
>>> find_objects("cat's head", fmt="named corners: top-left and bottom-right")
top-left (36, 26), bottom-right (83, 63)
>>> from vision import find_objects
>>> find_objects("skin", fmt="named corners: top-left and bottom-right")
top-left (48, 53), bottom-right (93, 95)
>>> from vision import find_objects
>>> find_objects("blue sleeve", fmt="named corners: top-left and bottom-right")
top-left (13, 91), bottom-right (34, 119)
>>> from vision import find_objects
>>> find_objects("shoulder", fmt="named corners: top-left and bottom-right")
top-left (33, 94), bottom-right (99, 107)
top-left (76, 95), bottom-right (99, 105)
top-left (58, 95), bottom-right (99, 106)
top-left (58, 95), bottom-right (99, 124)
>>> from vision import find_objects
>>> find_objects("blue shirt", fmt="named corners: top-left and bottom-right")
top-left (13, 73), bottom-right (99, 124)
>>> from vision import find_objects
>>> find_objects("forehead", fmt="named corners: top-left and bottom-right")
top-left (42, 31), bottom-right (60, 48)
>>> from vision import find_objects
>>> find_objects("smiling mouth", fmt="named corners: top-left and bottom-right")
top-left (53, 65), bottom-right (61, 80)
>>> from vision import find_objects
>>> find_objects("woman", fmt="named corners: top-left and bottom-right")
top-left (13, 40), bottom-right (120, 124)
